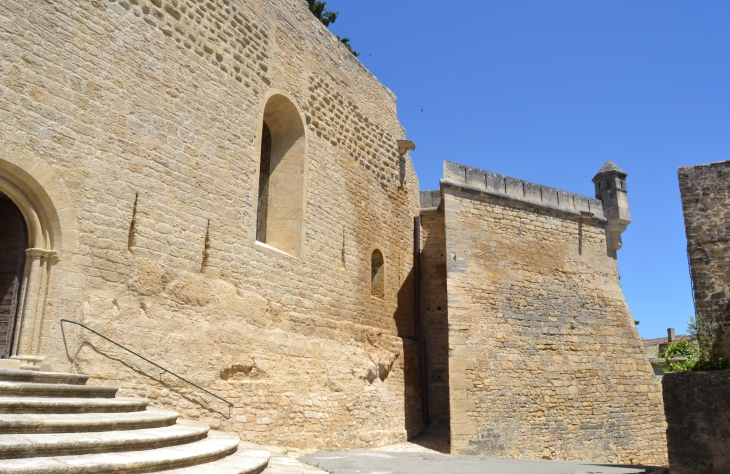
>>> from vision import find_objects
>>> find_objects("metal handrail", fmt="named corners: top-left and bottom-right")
top-left (60, 319), bottom-right (233, 410)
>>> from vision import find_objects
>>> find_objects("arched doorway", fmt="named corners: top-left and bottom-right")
top-left (0, 192), bottom-right (27, 358)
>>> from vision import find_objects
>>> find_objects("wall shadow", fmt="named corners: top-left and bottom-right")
top-left (419, 214), bottom-right (451, 442)
top-left (393, 213), bottom-right (452, 449)
top-left (395, 265), bottom-right (425, 439)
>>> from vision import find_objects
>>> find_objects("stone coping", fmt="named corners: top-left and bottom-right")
top-left (441, 161), bottom-right (607, 222)
top-left (441, 179), bottom-right (607, 223)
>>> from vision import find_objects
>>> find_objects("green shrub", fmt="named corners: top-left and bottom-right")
top-left (663, 340), bottom-right (697, 373)
top-left (692, 357), bottom-right (730, 371)
top-left (665, 312), bottom-right (730, 373)
top-left (662, 340), bottom-right (695, 359)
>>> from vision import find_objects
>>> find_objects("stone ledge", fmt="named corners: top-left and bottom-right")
top-left (441, 179), bottom-right (607, 223)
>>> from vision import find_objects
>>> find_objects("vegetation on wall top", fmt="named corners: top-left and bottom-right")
top-left (306, 0), bottom-right (359, 57)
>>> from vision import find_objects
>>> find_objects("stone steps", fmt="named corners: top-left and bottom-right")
top-left (0, 430), bottom-right (242, 473)
top-left (261, 454), bottom-right (307, 473)
top-left (0, 368), bottom-right (273, 472)
top-left (260, 454), bottom-right (329, 474)
top-left (157, 445), bottom-right (271, 473)
top-left (0, 369), bottom-right (89, 385)
top-left (0, 381), bottom-right (118, 398)
top-left (0, 408), bottom-right (179, 434)
top-left (0, 419), bottom-right (209, 459)
top-left (0, 396), bottom-right (148, 414)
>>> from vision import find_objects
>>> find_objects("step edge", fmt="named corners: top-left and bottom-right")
top-left (0, 422), bottom-right (211, 459)
top-left (0, 431), bottom-right (241, 473)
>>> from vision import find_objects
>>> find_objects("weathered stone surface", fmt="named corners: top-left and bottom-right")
top-left (663, 369), bottom-right (730, 474)
top-left (679, 160), bottom-right (730, 356)
top-left (421, 162), bottom-right (667, 465)
top-left (0, 0), bottom-right (421, 450)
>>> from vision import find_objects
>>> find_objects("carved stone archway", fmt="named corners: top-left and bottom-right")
top-left (0, 142), bottom-right (77, 370)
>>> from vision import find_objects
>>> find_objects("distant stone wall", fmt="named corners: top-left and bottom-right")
top-left (679, 160), bottom-right (730, 356)
top-left (663, 369), bottom-right (730, 474)
top-left (439, 162), bottom-right (667, 465)
top-left (0, 0), bottom-right (421, 450)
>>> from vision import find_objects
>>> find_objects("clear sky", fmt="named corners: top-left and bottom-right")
top-left (324, 0), bottom-right (730, 339)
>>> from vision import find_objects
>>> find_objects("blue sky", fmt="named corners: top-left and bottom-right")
top-left (324, 0), bottom-right (730, 339)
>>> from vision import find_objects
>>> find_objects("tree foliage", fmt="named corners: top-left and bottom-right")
top-left (688, 311), bottom-right (724, 361)
top-left (306, 0), bottom-right (338, 26)
top-left (306, 0), bottom-right (359, 57)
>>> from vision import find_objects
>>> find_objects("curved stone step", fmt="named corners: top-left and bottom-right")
top-left (0, 419), bottom-right (208, 459)
top-left (158, 444), bottom-right (271, 473)
top-left (0, 370), bottom-right (89, 386)
top-left (0, 408), bottom-right (179, 434)
top-left (0, 429), bottom-right (240, 473)
top-left (0, 397), bottom-right (148, 414)
top-left (261, 454), bottom-right (304, 474)
top-left (0, 382), bottom-right (118, 398)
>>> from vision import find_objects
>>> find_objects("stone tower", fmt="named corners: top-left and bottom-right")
top-left (593, 161), bottom-right (631, 256)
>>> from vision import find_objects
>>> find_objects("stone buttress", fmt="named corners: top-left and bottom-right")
top-left (419, 160), bottom-right (667, 465)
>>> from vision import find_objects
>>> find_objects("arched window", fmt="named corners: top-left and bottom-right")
top-left (0, 192), bottom-right (27, 358)
top-left (256, 95), bottom-right (306, 256)
top-left (371, 249), bottom-right (385, 298)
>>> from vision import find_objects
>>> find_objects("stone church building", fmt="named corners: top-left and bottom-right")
top-left (0, 0), bottom-right (666, 466)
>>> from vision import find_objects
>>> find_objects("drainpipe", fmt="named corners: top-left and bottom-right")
top-left (414, 215), bottom-right (430, 426)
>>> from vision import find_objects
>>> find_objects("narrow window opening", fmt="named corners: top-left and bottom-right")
top-left (128, 192), bottom-right (138, 252)
top-left (371, 249), bottom-right (385, 298)
top-left (201, 219), bottom-right (211, 273)
top-left (341, 225), bottom-right (346, 268)
top-left (256, 122), bottom-right (272, 243)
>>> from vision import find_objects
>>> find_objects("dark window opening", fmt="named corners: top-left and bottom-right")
top-left (371, 249), bottom-right (384, 298)
top-left (256, 122), bottom-right (272, 243)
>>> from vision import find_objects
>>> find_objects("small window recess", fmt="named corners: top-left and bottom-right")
top-left (371, 249), bottom-right (385, 298)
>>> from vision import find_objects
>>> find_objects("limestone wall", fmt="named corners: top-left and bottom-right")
top-left (439, 162), bottom-right (667, 464)
top-left (679, 160), bottom-right (730, 356)
top-left (0, 0), bottom-right (421, 449)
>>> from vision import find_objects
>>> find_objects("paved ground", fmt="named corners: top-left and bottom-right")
top-left (299, 451), bottom-right (664, 474)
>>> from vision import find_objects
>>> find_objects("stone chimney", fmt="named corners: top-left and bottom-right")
top-left (592, 161), bottom-right (631, 256)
